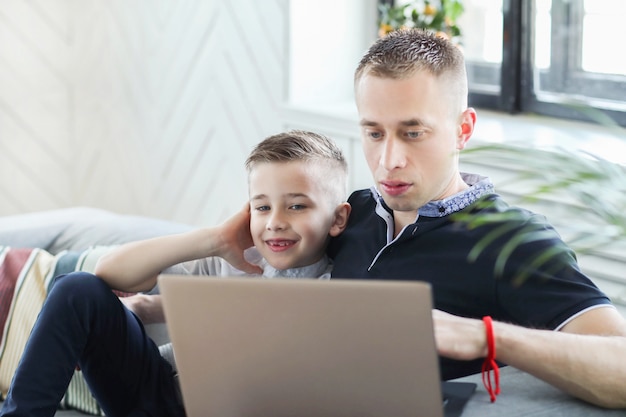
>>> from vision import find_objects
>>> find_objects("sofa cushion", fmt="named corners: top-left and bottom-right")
top-left (0, 245), bottom-right (127, 415)
top-left (0, 208), bottom-right (193, 414)
top-left (0, 207), bottom-right (193, 255)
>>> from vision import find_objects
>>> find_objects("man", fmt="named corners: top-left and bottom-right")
top-left (327, 29), bottom-right (626, 408)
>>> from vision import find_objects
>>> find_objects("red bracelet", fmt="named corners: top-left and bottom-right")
top-left (481, 316), bottom-right (500, 402)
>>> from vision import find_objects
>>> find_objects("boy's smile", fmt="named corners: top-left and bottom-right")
top-left (248, 161), bottom-right (339, 271)
top-left (265, 238), bottom-right (297, 252)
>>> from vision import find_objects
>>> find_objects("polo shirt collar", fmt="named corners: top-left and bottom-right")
top-left (373, 173), bottom-right (495, 219)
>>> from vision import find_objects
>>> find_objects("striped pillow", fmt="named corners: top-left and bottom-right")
top-left (0, 247), bottom-right (53, 390)
top-left (0, 245), bottom-right (123, 415)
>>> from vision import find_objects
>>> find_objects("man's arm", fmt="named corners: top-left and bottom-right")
top-left (433, 307), bottom-right (626, 409)
top-left (94, 204), bottom-right (262, 293)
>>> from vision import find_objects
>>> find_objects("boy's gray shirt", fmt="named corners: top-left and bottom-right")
top-left (157, 247), bottom-right (333, 372)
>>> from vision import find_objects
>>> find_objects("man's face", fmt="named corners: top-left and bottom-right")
top-left (248, 161), bottom-right (338, 271)
top-left (355, 71), bottom-right (472, 224)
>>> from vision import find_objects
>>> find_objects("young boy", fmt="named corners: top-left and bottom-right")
top-left (94, 129), bottom-right (351, 290)
top-left (0, 130), bottom-right (351, 417)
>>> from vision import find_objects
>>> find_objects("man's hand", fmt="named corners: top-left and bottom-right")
top-left (120, 294), bottom-right (165, 324)
top-left (432, 309), bottom-right (487, 360)
top-left (214, 203), bottom-right (263, 275)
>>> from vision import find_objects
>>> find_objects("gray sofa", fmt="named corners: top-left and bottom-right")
top-left (0, 207), bottom-right (193, 416)
top-left (0, 207), bottom-right (192, 255)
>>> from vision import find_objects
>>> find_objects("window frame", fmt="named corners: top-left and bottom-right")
top-left (519, 0), bottom-right (626, 126)
top-left (464, 0), bottom-right (626, 126)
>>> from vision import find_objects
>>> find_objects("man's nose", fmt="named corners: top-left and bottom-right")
top-left (380, 137), bottom-right (407, 170)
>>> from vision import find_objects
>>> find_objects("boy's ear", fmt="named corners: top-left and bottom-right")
top-left (329, 202), bottom-right (352, 237)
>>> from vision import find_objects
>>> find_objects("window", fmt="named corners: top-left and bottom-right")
top-left (459, 0), bottom-right (626, 126)
top-left (458, 0), bottom-right (503, 96)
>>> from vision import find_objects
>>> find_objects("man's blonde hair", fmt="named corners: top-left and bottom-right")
top-left (355, 29), bottom-right (468, 110)
top-left (245, 130), bottom-right (348, 206)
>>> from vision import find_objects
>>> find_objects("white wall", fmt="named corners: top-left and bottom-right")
top-left (285, 0), bottom-right (377, 193)
top-left (0, 0), bottom-right (380, 226)
top-left (289, 0), bottom-right (377, 106)
top-left (0, 0), bottom-right (289, 226)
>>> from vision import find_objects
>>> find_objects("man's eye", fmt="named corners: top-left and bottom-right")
top-left (367, 131), bottom-right (383, 140)
top-left (406, 131), bottom-right (422, 139)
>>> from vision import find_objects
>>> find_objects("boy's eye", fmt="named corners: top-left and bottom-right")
top-left (289, 204), bottom-right (306, 210)
top-left (255, 205), bottom-right (270, 212)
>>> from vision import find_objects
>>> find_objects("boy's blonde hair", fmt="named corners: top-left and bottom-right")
top-left (245, 130), bottom-right (348, 206)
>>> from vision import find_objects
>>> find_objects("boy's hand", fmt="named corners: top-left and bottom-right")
top-left (120, 294), bottom-right (165, 324)
top-left (215, 203), bottom-right (263, 275)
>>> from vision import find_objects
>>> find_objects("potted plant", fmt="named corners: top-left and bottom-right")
top-left (378, 0), bottom-right (465, 42)
top-left (457, 112), bottom-right (626, 283)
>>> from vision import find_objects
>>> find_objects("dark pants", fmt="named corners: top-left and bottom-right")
top-left (0, 272), bottom-right (184, 417)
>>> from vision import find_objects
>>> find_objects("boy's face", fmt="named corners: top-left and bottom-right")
top-left (248, 161), bottom-right (341, 271)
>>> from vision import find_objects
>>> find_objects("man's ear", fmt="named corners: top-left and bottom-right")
top-left (456, 107), bottom-right (476, 150)
top-left (329, 202), bottom-right (352, 237)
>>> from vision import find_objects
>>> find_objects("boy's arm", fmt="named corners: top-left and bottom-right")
top-left (95, 228), bottom-right (222, 292)
top-left (94, 204), bottom-right (262, 293)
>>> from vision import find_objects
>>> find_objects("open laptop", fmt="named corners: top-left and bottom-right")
top-left (159, 275), bottom-right (475, 417)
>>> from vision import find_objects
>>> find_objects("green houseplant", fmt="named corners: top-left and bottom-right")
top-left (457, 113), bottom-right (626, 283)
top-left (378, 0), bottom-right (464, 42)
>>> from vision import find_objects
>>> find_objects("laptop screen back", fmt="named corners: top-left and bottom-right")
top-left (159, 275), bottom-right (444, 417)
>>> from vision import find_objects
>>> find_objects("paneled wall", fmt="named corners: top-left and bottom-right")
top-left (0, 0), bottom-right (288, 226)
